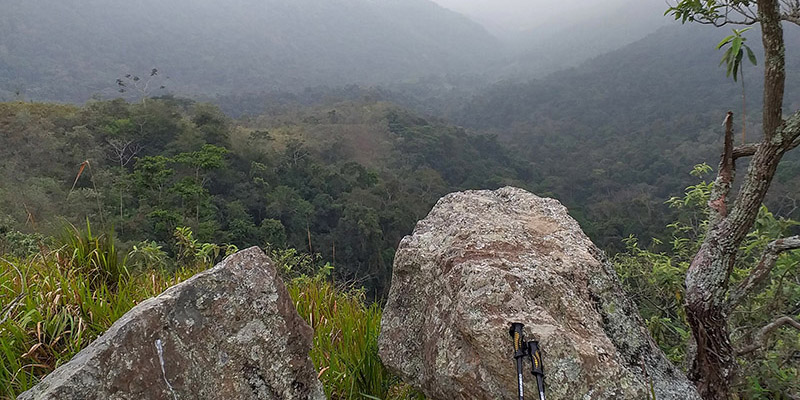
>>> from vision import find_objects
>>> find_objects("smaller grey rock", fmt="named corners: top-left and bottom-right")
top-left (18, 247), bottom-right (326, 400)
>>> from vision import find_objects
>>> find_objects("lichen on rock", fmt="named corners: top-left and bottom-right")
top-left (378, 187), bottom-right (699, 400)
top-left (18, 246), bottom-right (325, 400)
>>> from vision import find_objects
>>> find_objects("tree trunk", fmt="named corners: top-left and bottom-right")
top-left (684, 2), bottom-right (789, 398)
top-left (685, 114), bottom-right (737, 399)
top-left (686, 245), bottom-right (736, 399)
top-left (686, 117), bottom-right (789, 399)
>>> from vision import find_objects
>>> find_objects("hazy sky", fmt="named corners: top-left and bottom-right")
top-left (430, 0), bottom-right (658, 32)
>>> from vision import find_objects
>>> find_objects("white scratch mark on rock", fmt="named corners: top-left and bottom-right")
top-left (155, 339), bottom-right (178, 400)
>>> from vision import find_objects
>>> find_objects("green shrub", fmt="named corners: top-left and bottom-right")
top-left (0, 231), bottom-right (46, 259)
top-left (615, 166), bottom-right (800, 397)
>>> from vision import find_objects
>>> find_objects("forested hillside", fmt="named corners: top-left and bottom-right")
top-left (173, 23), bottom-right (800, 251)
top-left (0, 0), bottom-right (500, 102)
top-left (455, 23), bottom-right (800, 248)
top-left (0, 99), bottom-right (529, 294)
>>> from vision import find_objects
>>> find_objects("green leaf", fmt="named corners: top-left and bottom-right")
top-left (720, 47), bottom-right (733, 67)
top-left (731, 37), bottom-right (742, 58)
top-left (745, 45), bottom-right (757, 66)
top-left (717, 35), bottom-right (734, 49)
top-left (721, 48), bottom-right (732, 64)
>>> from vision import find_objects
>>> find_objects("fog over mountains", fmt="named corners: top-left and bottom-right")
top-left (428, 0), bottom-right (672, 77)
top-left (0, 0), bottom-right (500, 102)
top-left (430, 0), bottom-right (648, 35)
top-left (0, 0), bottom-right (684, 103)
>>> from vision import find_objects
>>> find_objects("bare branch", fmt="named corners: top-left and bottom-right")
top-left (724, 2), bottom-right (760, 25)
top-left (688, 16), bottom-right (758, 26)
top-left (784, 110), bottom-right (800, 150)
top-left (732, 143), bottom-right (759, 159)
top-left (708, 112), bottom-right (735, 221)
top-left (736, 316), bottom-right (800, 355)
top-left (731, 3), bottom-right (759, 21)
top-left (780, 0), bottom-right (800, 25)
top-left (776, 194), bottom-right (799, 216)
top-left (791, 136), bottom-right (800, 151)
top-left (729, 235), bottom-right (800, 308)
top-left (783, 13), bottom-right (800, 24)
top-left (709, 17), bottom-right (760, 25)
top-left (107, 138), bottom-right (143, 168)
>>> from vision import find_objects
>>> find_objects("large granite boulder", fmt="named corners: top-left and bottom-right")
top-left (19, 246), bottom-right (326, 400)
top-left (378, 187), bottom-right (699, 400)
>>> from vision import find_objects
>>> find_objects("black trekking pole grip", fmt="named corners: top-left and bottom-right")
top-left (527, 340), bottom-right (546, 400)
top-left (509, 323), bottom-right (525, 400)
top-left (509, 323), bottom-right (526, 357)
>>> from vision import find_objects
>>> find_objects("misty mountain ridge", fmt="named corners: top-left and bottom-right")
top-left (0, 0), bottom-right (501, 102)
top-left (498, 0), bottom-right (671, 78)
top-left (452, 22), bottom-right (800, 245)
top-left (1, 0), bottom-right (689, 104)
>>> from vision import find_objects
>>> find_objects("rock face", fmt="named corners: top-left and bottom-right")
top-left (378, 187), bottom-right (699, 400)
top-left (19, 247), bottom-right (325, 400)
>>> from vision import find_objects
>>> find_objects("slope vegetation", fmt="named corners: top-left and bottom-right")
top-left (456, 24), bottom-right (800, 247)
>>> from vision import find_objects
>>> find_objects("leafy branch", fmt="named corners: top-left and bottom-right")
top-left (717, 27), bottom-right (757, 144)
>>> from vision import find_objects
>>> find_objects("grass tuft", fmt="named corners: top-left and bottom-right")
top-left (288, 275), bottom-right (424, 399)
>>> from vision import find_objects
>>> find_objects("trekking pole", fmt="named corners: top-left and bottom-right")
top-left (509, 323), bottom-right (526, 400)
top-left (527, 340), bottom-right (546, 400)
top-left (509, 323), bottom-right (546, 400)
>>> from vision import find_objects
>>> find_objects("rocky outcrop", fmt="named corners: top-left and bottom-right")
top-left (19, 247), bottom-right (325, 400)
top-left (379, 187), bottom-right (699, 400)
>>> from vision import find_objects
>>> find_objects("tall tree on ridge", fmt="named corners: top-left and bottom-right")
top-left (667, 1), bottom-right (800, 398)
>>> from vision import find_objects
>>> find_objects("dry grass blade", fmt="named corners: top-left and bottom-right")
top-left (69, 160), bottom-right (89, 195)
top-left (0, 292), bottom-right (26, 326)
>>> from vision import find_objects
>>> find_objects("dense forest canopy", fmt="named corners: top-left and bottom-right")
top-left (0, 99), bottom-right (530, 294)
top-left (212, 23), bottom-right (800, 251)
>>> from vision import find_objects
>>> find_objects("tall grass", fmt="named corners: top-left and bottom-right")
top-left (289, 276), bottom-right (424, 400)
top-left (0, 228), bottom-right (423, 400)
top-left (57, 220), bottom-right (127, 288)
top-left (0, 252), bottom-right (198, 398)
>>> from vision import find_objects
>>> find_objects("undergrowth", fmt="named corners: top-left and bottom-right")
top-left (0, 250), bottom-right (198, 398)
top-left (0, 224), bottom-right (422, 400)
top-left (289, 275), bottom-right (424, 400)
